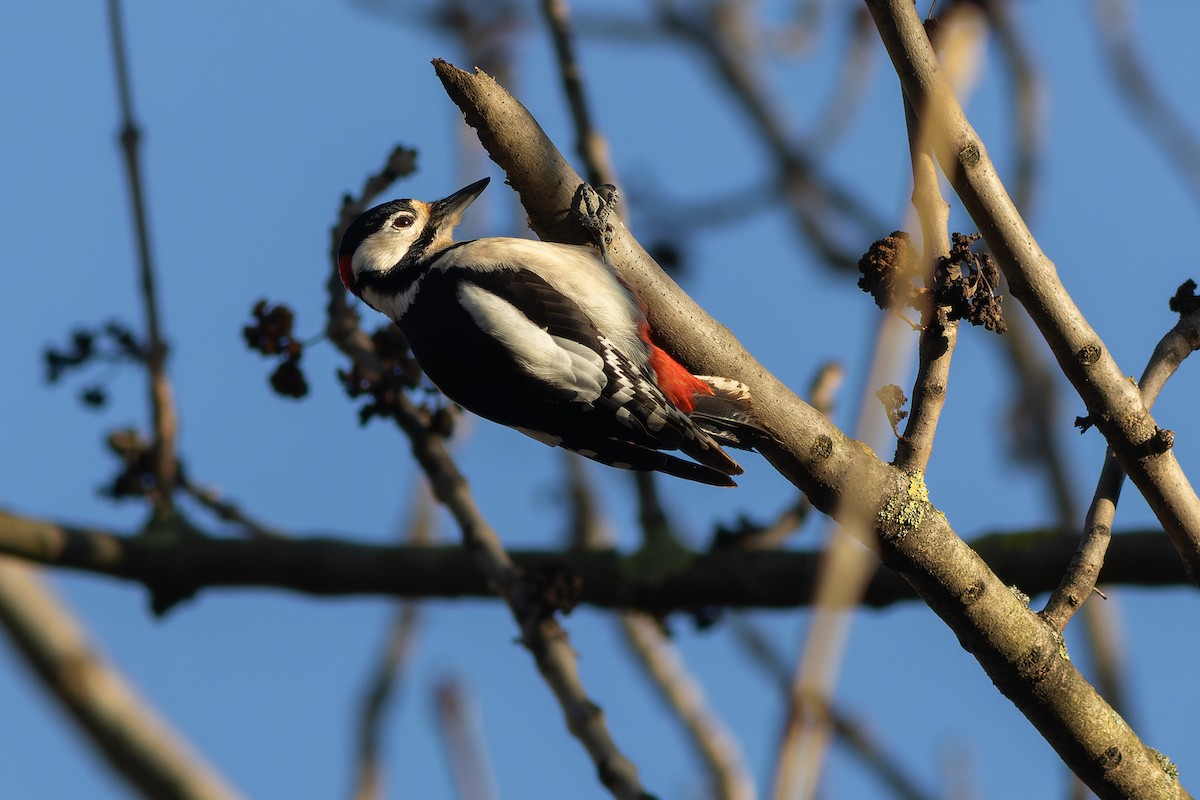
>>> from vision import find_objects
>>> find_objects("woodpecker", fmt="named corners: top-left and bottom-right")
top-left (337, 177), bottom-right (755, 487)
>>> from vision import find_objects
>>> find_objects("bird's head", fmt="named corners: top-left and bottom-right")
top-left (336, 177), bottom-right (490, 304)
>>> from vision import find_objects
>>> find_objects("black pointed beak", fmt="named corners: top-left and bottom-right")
top-left (430, 177), bottom-right (490, 227)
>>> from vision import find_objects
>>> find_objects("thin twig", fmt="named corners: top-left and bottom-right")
top-left (567, 461), bottom-right (754, 800)
top-left (1042, 300), bottom-right (1200, 629)
top-left (106, 0), bottom-right (179, 503)
top-left (619, 613), bottom-right (756, 800)
top-left (179, 478), bottom-right (287, 540)
top-left (892, 86), bottom-right (956, 474)
top-left (0, 557), bottom-right (241, 800)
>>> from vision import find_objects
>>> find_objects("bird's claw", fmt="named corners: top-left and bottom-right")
top-left (572, 183), bottom-right (619, 262)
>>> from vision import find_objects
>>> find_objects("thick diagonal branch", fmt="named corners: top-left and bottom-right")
top-left (432, 58), bottom-right (1190, 798)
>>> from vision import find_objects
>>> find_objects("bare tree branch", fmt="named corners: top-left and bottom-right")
top-left (656, 0), bottom-right (885, 268)
top-left (105, 0), bottom-right (178, 503)
top-left (0, 509), bottom-right (1193, 607)
top-left (892, 92), bottom-right (955, 475)
top-left (1043, 293), bottom-right (1200, 629)
top-left (731, 617), bottom-right (934, 800)
top-left (619, 612), bottom-right (756, 800)
top-left (865, 0), bottom-right (1200, 586)
top-left (431, 56), bottom-right (1191, 798)
top-left (434, 675), bottom-right (501, 800)
top-left (0, 558), bottom-right (241, 800)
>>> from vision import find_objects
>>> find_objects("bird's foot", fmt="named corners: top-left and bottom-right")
top-left (572, 182), bottom-right (619, 263)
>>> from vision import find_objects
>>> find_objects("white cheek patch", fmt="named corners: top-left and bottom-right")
top-left (458, 283), bottom-right (607, 402)
top-left (363, 275), bottom-right (424, 321)
top-left (353, 231), bottom-right (410, 277)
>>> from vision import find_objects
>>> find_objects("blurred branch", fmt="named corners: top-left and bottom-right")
top-left (626, 472), bottom-right (755, 800)
top-left (982, 0), bottom-right (1045, 217)
top-left (0, 509), bottom-right (1191, 608)
top-left (434, 676), bottom-right (500, 800)
top-left (349, 488), bottom-right (434, 800)
top-left (1092, 0), bottom-right (1200, 208)
top-left (0, 557), bottom-right (241, 800)
top-left (656, 0), bottom-right (886, 268)
top-left (619, 612), bottom-right (755, 800)
top-left (769, 317), bottom-right (900, 799)
top-left (179, 478), bottom-right (286, 540)
top-left (105, 0), bottom-right (179, 503)
top-left (567, 457), bottom-right (755, 799)
top-left (350, 605), bottom-right (421, 800)
top-left (540, 0), bottom-right (616, 187)
top-left (807, 8), bottom-right (878, 154)
top-left (730, 617), bottom-right (934, 800)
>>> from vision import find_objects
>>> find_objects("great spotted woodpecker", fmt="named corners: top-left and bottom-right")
top-left (337, 177), bottom-right (755, 486)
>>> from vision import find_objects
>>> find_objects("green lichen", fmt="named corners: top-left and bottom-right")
top-left (1049, 628), bottom-right (1070, 662)
top-left (879, 471), bottom-right (929, 541)
top-left (1152, 749), bottom-right (1179, 780)
top-left (1008, 584), bottom-right (1031, 607)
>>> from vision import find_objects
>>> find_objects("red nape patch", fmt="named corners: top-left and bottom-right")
top-left (338, 255), bottom-right (356, 295)
top-left (641, 322), bottom-right (713, 413)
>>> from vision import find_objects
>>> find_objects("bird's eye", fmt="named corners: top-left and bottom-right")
top-left (392, 215), bottom-right (415, 229)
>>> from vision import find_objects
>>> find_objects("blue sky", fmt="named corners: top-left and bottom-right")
top-left (3, 1), bottom-right (1200, 797)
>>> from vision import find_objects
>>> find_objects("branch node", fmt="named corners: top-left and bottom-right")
top-left (1076, 343), bottom-right (1103, 366)
top-left (959, 140), bottom-right (981, 167)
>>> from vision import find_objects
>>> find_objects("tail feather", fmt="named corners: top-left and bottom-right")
top-left (567, 438), bottom-right (738, 487)
top-left (690, 376), bottom-right (767, 450)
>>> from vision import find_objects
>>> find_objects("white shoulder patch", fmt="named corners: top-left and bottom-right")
top-left (457, 283), bottom-right (606, 402)
top-left (437, 238), bottom-right (647, 363)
